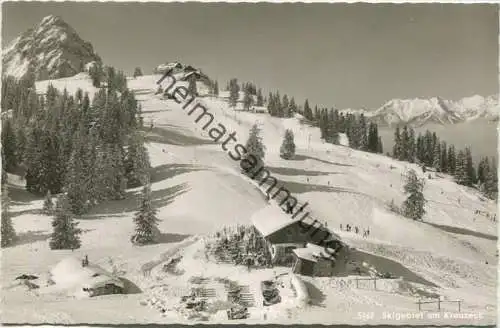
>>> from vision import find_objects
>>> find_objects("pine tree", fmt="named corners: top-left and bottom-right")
top-left (49, 195), bottom-right (82, 250)
top-left (454, 150), bottom-right (469, 185)
top-left (1, 119), bottom-right (17, 172)
top-left (303, 99), bottom-right (312, 121)
top-left (377, 136), bottom-right (384, 154)
top-left (125, 131), bottom-right (151, 187)
top-left (1, 185), bottom-right (17, 247)
top-left (188, 75), bottom-right (198, 96)
top-left (133, 67), bottom-right (143, 78)
top-left (440, 141), bottom-right (448, 173)
top-left (289, 97), bottom-right (297, 114)
top-left (465, 147), bottom-right (475, 185)
top-left (402, 169), bottom-right (426, 220)
top-left (241, 124), bottom-right (266, 174)
top-left (282, 95), bottom-right (290, 118)
top-left (213, 81), bottom-right (219, 97)
top-left (43, 190), bottom-right (54, 214)
top-left (243, 89), bottom-right (253, 111)
top-left (256, 88), bottom-right (263, 106)
top-left (400, 126), bottom-right (410, 161)
top-left (228, 79), bottom-right (239, 108)
top-left (432, 142), bottom-right (441, 172)
top-left (131, 183), bottom-right (160, 245)
top-left (280, 129), bottom-right (296, 160)
top-left (358, 114), bottom-right (368, 151)
top-left (484, 159), bottom-right (497, 199)
top-left (393, 127), bottom-right (401, 159)
top-left (447, 145), bottom-right (456, 174)
top-left (408, 127), bottom-right (416, 163)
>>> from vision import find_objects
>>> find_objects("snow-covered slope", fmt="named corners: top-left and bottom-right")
top-left (1, 74), bottom-right (497, 325)
top-left (2, 15), bottom-right (102, 80)
top-left (341, 95), bottom-right (499, 126)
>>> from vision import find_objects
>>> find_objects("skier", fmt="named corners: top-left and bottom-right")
top-left (366, 228), bottom-right (370, 237)
top-left (340, 224), bottom-right (343, 231)
top-left (354, 226), bottom-right (359, 234)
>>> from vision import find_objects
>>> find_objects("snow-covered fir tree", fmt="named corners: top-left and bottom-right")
top-left (131, 182), bottom-right (160, 245)
top-left (464, 147), bottom-right (476, 185)
top-left (447, 145), bottom-right (456, 174)
top-left (1, 119), bottom-right (17, 172)
top-left (432, 142), bottom-right (441, 172)
top-left (484, 159), bottom-right (498, 199)
top-left (303, 99), bottom-right (313, 121)
top-left (188, 75), bottom-right (198, 96)
top-left (392, 127), bottom-right (401, 160)
top-left (377, 136), bottom-right (384, 154)
top-left (243, 89), bottom-right (253, 111)
top-left (133, 67), bottom-right (143, 78)
top-left (454, 150), bottom-right (469, 186)
top-left (1, 185), bottom-right (17, 247)
top-left (228, 79), bottom-right (240, 108)
top-left (213, 80), bottom-right (219, 96)
top-left (241, 124), bottom-right (266, 174)
top-left (402, 169), bottom-right (426, 221)
top-left (440, 141), bottom-right (448, 173)
top-left (280, 129), bottom-right (296, 160)
top-left (256, 89), bottom-right (263, 106)
top-left (49, 195), bottom-right (82, 250)
top-left (125, 131), bottom-right (151, 187)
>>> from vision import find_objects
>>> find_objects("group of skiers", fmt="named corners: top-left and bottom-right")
top-left (340, 224), bottom-right (370, 238)
top-left (474, 210), bottom-right (497, 222)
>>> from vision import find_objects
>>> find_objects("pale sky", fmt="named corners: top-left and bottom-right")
top-left (3, 2), bottom-right (498, 109)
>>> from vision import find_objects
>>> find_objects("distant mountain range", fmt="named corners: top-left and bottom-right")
top-left (3, 15), bottom-right (498, 127)
top-left (2, 15), bottom-right (101, 81)
top-left (341, 95), bottom-right (499, 127)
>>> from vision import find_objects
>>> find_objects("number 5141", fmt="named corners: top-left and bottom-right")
top-left (357, 311), bottom-right (375, 321)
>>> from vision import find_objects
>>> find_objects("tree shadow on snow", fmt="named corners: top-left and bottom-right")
top-left (156, 232), bottom-right (191, 244)
top-left (10, 208), bottom-right (43, 218)
top-left (302, 280), bottom-right (326, 307)
top-left (82, 183), bottom-right (190, 218)
top-left (119, 277), bottom-right (143, 294)
top-left (423, 221), bottom-right (497, 241)
top-left (289, 154), bottom-right (353, 167)
top-left (13, 229), bottom-right (93, 246)
top-left (266, 166), bottom-right (343, 177)
top-left (274, 180), bottom-right (361, 196)
top-left (144, 126), bottom-right (213, 146)
top-left (6, 185), bottom-right (42, 204)
top-left (14, 230), bottom-right (51, 246)
top-left (149, 163), bottom-right (206, 184)
top-left (354, 249), bottom-right (439, 288)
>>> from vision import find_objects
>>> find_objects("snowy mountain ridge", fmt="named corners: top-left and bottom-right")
top-left (341, 94), bottom-right (499, 126)
top-left (2, 15), bottom-right (102, 81)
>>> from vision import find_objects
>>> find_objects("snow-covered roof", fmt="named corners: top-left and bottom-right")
top-left (293, 247), bottom-right (318, 262)
top-left (292, 243), bottom-right (336, 262)
top-left (251, 204), bottom-right (342, 242)
top-left (251, 204), bottom-right (299, 237)
top-left (49, 257), bottom-right (123, 290)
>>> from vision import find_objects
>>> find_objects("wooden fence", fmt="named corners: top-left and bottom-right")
top-left (353, 277), bottom-right (379, 290)
top-left (416, 298), bottom-right (462, 312)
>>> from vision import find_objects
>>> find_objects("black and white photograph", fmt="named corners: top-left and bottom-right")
top-left (1, 2), bottom-right (498, 326)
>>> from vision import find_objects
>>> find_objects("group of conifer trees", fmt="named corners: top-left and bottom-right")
top-left (1, 66), bottom-right (154, 248)
top-left (302, 99), bottom-right (384, 154)
top-left (392, 126), bottom-right (498, 199)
